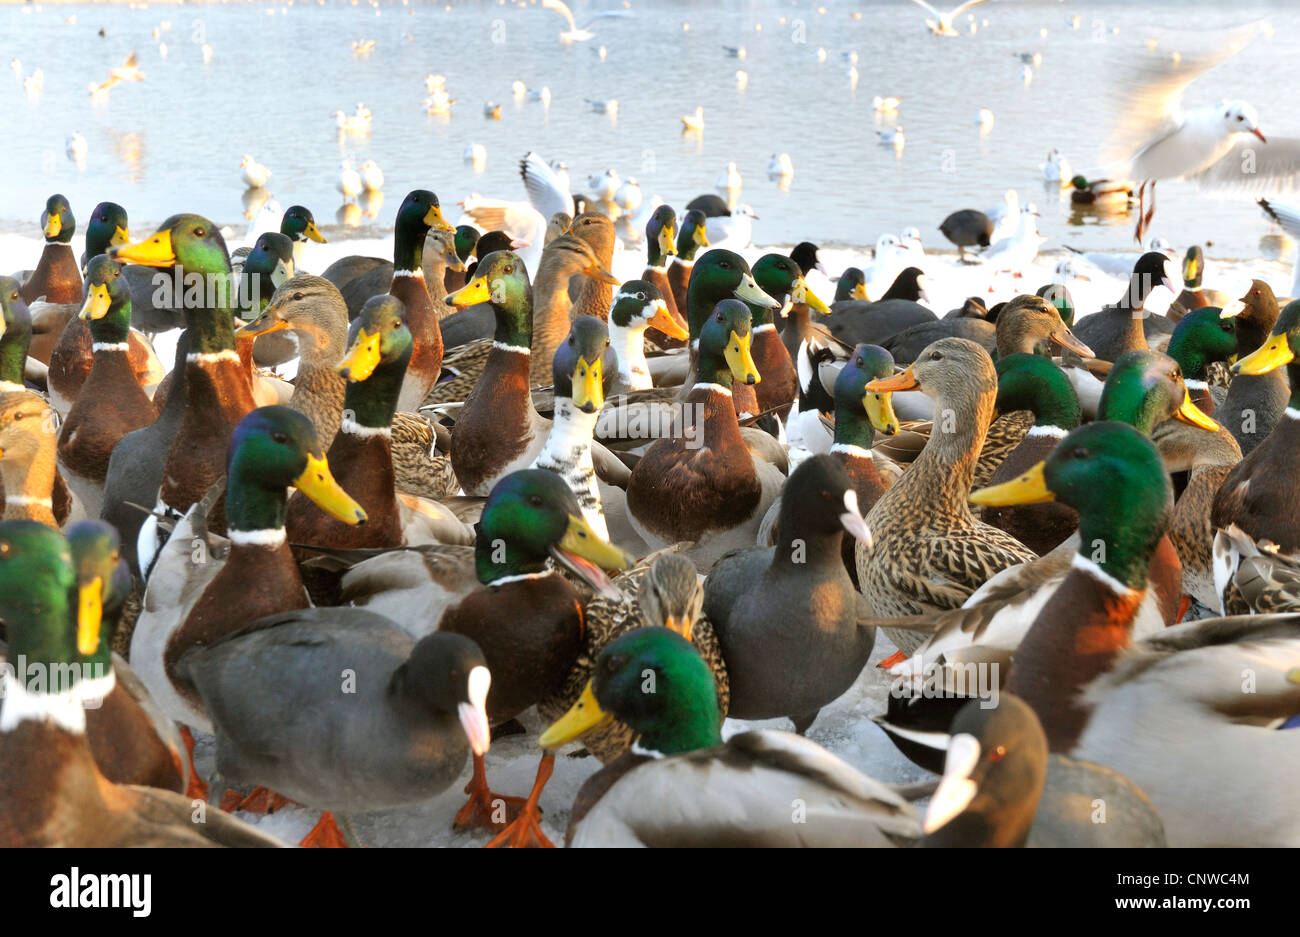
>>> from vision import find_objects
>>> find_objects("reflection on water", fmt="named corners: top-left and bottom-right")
top-left (0, 0), bottom-right (1296, 256)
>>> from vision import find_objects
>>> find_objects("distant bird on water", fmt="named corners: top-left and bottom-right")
top-left (88, 51), bottom-right (144, 96)
top-left (905, 0), bottom-right (990, 38)
top-left (240, 155), bottom-right (271, 189)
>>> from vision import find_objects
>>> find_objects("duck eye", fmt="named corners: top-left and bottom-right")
top-left (990, 745), bottom-right (1006, 762)
top-left (636, 292), bottom-right (645, 301)
top-left (271, 431), bottom-right (289, 444)
top-left (605, 654), bottom-right (625, 672)
top-left (527, 494), bottom-right (543, 507)
top-left (292, 292), bottom-right (303, 301)
top-left (0, 541), bottom-right (9, 559)
top-left (930, 351), bottom-right (942, 361)
top-left (1072, 447), bottom-right (1089, 459)
top-left (503, 265), bottom-right (514, 275)
top-left (12, 411), bottom-right (22, 421)
top-left (194, 227), bottom-right (205, 237)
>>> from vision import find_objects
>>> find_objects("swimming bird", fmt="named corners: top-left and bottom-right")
top-left (905, 0), bottom-right (989, 37)
top-left (333, 109), bottom-right (370, 134)
top-left (336, 161), bottom-right (363, 202)
top-left (613, 177), bottom-right (641, 212)
top-left (359, 160), bottom-right (384, 193)
top-left (542, 0), bottom-right (632, 43)
top-left (681, 106), bottom-right (704, 132)
top-left (873, 95), bottom-right (901, 112)
top-left (715, 161), bottom-right (742, 206)
top-left (585, 98), bottom-right (618, 115)
top-left (239, 155), bottom-right (271, 189)
top-left (483, 101), bottom-right (502, 120)
top-left (767, 153), bottom-right (794, 179)
top-left (976, 107), bottom-right (994, 131)
top-left (65, 133), bottom-right (87, 166)
top-left (877, 126), bottom-right (905, 147)
top-left (1041, 147), bottom-right (1072, 184)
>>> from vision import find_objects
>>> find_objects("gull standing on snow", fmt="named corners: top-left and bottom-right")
top-left (542, 0), bottom-right (633, 43)
top-left (337, 161), bottom-right (363, 202)
top-left (359, 160), bottom-right (384, 193)
top-left (985, 203), bottom-right (1047, 276)
top-left (905, 0), bottom-right (989, 38)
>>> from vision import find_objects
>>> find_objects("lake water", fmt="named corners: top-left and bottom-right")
top-left (1, 0), bottom-right (1297, 258)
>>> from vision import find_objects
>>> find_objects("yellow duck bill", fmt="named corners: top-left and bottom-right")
top-left (77, 576), bottom-right (103, 657)
top-left (571, 356), bottom-right (604, 412)
top-left (1233, 333), bottom-right (1294, 376)
top-left (294, 453), bottom-right (368, 524)
top-left (79, 284), bottom-right (112, 321)
top-left (548, 514), bottom-right (632, 602)
top-left (337, 328), bottom-right (383, 381)
top-left (445, 275), bottom-right (493, 309)
top-left (969, 461), bottom-right (1055, 507)
top-left (1174, 390), bottom-right (1219, 431)
top-left (538, 681), bottom-right (613, 749)
top-left (725, 330), bottom-right (761, 385)
top-left (864, 389), bottom-right (900, 435)
top-left (113, 229), bottom-right (177, 267)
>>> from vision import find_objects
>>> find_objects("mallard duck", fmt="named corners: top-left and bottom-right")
top-left (640, 204), bottom-right (688, 346)
top-left (56, 255), bottom-right (158, 518)
top-left (665, 208), bottom-right (709, 317)
top-left (539, 628), bottom-right (920, 847)
top-left (1164, 305), bottom-right (1237, 415)
top-left (1069, 251), bottom-right (1179, 362)
top-left (286, 295), bottom-right (471, 553)
top-left (978, 353), bottom-right (1081, 555)
top-left (1211, 299), bottom-right (1300, 556)
top-left (279, 204), bottom-right (327, 270)
top-left (858, 338), bottom-right (1039, 656)
top-left (232, 230), bottom-right (297, 368)
top-left (833, 267), bottom-right (868, 303)
top-left (747, 252), bottom-right (828, 421)
top-left (183, 611), bottom-right (491, 846)
top-left (418, 225), bottom-right (467, 305)
top-left (606, 279), bottom-right (688, 395)
top-left (533, 227), bottom-right (619, 387)
top-left (0, 391), bottom-right (60, 527)
top-left (920, 694), bottom-right (1166, 847)
top-left (626, 299), bottom-right (784, 570)
top-left (1067, 174), bottom-right (1134, 206)
top-left (319, 189), bottom-right (454, 410)
top-left (0, 277), bottom-right (33, 393)
top-left (1152, 417), bottom-right (1241, 607)
top-left (536, 551), bottom-right (729, 764)
top-left (20, 194), bottom-right (81, 306)
top-left (111, 214), bottom-right (259, 539)
top-left (826, 267), bottom-right (935, 348)
top-left (977, 421), bottom-right (1300, 846)
top-left (565, 212), bottom-right (618, 319)
top-left (59, 520), bottom-right (187, 793)
top-left (1219, 279), bottom-right (1289, 456)
top-left (0, 521), bottom-right (283, 847)
top-left (1165, 244), bottom-right (1230, 323)
top-left (705, 456), bottom-right (874, 734)
top-left (1214, 525), bottom-right (1300, 615)
top-left (131, 405), bottom-right (367, 735)
top-left (80, 201), bottom-right (183, 335)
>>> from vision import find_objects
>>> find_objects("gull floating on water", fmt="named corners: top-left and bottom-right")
top-left (1041, 148), bottom-right (1072, 185)
top-left (483, 102), bottom-right (502, 120)
top-left (23, 68), bottom-right (43, 94)
top-left (906, 0), bottom-right (989, 38)
top-left (351, 39), bottom-right (376, 55)
top-left (976, 108), bottom-right (995, 130)
top-left (423, 90), bottom-right (454, 115)
top-left (425, 73), bottom-right (446, 94)
top-left (512, 80), bottom-right (527, 99)
top-left (877, 126), bottom-right (905, 147)
top-left (66, 133), bottom-right (88, 166)
top-left (542, 0), bottom-right (633, 43)
top-left (586, 98), bottom-right (618, 115)
top-left (735, 70), bottom-right (748, 91)
top-left (681, 106), bottom-right (704, 132)
top-left (463, 143), bottom-right (487, 170)
top-left (337, 161), bottom-right (363, 202)
top-left (359, 160), bottom-right (384, 193)
top-left (723, 45), bottom-right (747, 59)
top-left (715, 162), bottom-right (743, 204)
top-left (240, 154), bottom-right (271, 189)
top-left (333, 109), bottom-right (370, 134)
top-left (527, 86), bottom-right (552, 105)
top-left (873, 95), bottom-right (901, 112)
top-left (767, 153), bottom-right (794, 179)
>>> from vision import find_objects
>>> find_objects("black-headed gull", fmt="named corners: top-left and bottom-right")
top-left (1258, 197), bottom-right (1300, 297)
top-left (542, 0), bottom-right (632, 43)
top-left (905, 0), bottom-right (989, 38)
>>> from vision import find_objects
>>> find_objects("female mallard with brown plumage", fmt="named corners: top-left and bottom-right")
top-left (858, 337), bottom-right (1040, 656)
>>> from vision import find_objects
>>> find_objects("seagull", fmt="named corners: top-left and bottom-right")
top-left (527, 86), bottom-right (552, 105)
top-left (240, 155), bottom-right (271, 190)
top-left (88, 51), bottom-right (144, 95)
top-left (723, 45), bottom-right (747, 59)
top-left (337, 161), bottom-right (363, 202)
top-left (976, 107), bottom-right (995, 131)
top-left (588, 168), bottom-right (621, 201)
top-left (705, 204), bottom-right (757, 251)
top-left (23, 68), bottom-right (43, 94)
top-left (872, 95), bottom-right (902, 112)
top-left (425, 73), bottom-right (446, 94)
top-left (735, 69), bottom-right (749, 91)
top-left (681, 106), bottom-right (705, 132)
top-left (359, 160), bottom-right (384, 192)
top-left (66, 133), bottom-right (88, 166)
top-left (1041, 148), bottom-right (1072, 185)
top-left (351, 39), bottom-right (376, 55)
top-left (715, 161), bottom-right (743, 201)
top-left (985, 203), bottom-right (1047, 276)
top-left (201, 44), bottom-right (214, 64)
top-left (423, 91), bottom-right (454, 115)
top-left (586, 98), bottom-right (618, 115)
top-left (464, 144), bottom-right (487, 170)
top-left (1102, 22), bottom-right (1300, 241)
top-left (333, 110), bottom-right (370, 133)
top-left (542, 0), bottom-right (633, 43)
top-left (512, 80), bottom-right (527, 99)
top-left (1258, 197), bottom-right (1300, 297)
top-left (767, 153), bottom-right (794, 179)
top-left (483, 101), bottom-right (502, 120)
top-left (9, 59), bottom-right (21, 81)
top-left (877, 126), bottom-right (905, 147)
top-left (905, 0), bottom-right (989, 38)
top-left (457, 151), bottom-right (572, 271)
top-left (614, 178), bottom-right (642, 212)
top-left (987, 189), bottom-right (1021, 241)
top-left (900, 226), bottom-right (925, 259)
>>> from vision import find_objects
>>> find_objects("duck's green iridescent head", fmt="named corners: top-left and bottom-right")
top-left (281, 205), bottom-right (326, 244)
top-left (79, 255), bottom-right (132, 344)
top-left (337, 295), bottom-right (412, 430)
top-left (753, 253), bottom-right (829, 321)
top-left (1069, 175), bottom-right (1090, 191)
top-left (453, 225), bottom-right (480, 262)
top-left (445, 249), bottom-right (533, 348)
top-left (226, 406), bottom-right (366, 534)
top-left (553, 315), bottom-right (612, 413)
top-left (697, 298), bottom-right (759, 387)
top-left (971, 421), bottom-right (1169, 590)
top-left (1233, 298), bottom-right (1300, 378)
top-left (1166, 306), bottom-right (1237, 381)
top-left (84, 202), bottom-right (130, 262)
top-left (476, 468), bottom-right (630, 587)
top-left (1182, 245), bottom-right (1204, 287)
top-left (240, 232), bottom-right (295, 312)
top-left (64, 519), bottom-right (131, 667)
top-left (0, 276), bottom-right (33, 385)
top-left (1098, 350), bottom-right (1218, 435)
top-left (685, 249), bottom-right (778, 339)
top-left (646, 204), bottom-right (678, 265)
top-left (538, 627), bottom-right (722, 756)
top-left (40, 194), bottom-right (75, 244)
top-left (994, 353), bottom-right (1081, 431)
top-left (835, 267), bottom-right (868, 302)
top-left (0, 521), bottom-right (82, 668)
top-left (1035, 282), bottom-right (1074, 326)
top-left (113, 213), bottom-right (231, 279)
top-left (835, 343), bottom-right (899, 441)
top-left (675, 209), bottom-right (709, 261)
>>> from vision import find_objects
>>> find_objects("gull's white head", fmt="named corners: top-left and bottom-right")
top-left (1221, 100), bottom-right (1265, 142)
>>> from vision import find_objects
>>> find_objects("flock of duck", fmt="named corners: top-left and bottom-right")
top-left (1, 158), bottom-right (1298, 849)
